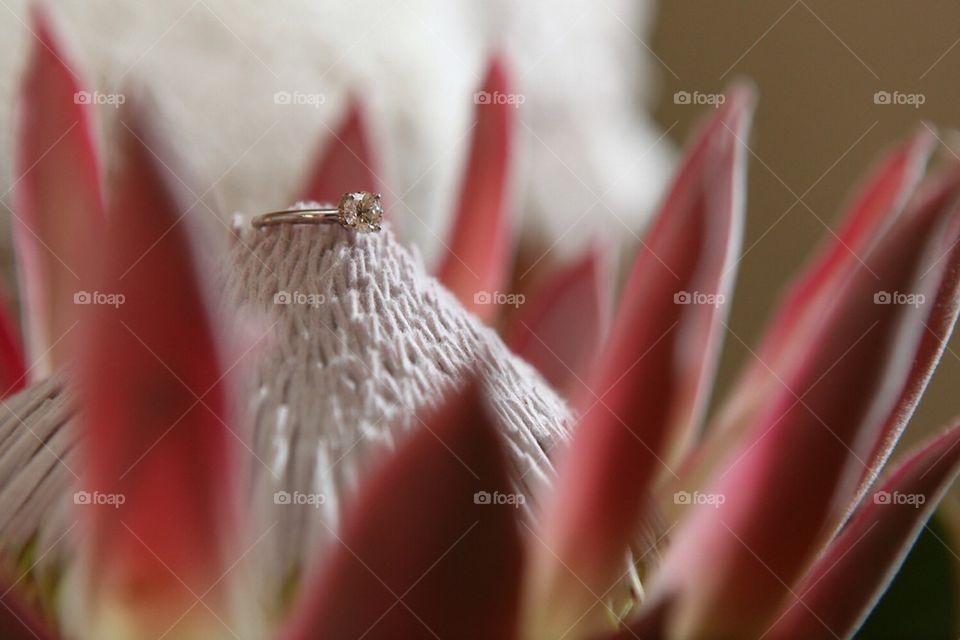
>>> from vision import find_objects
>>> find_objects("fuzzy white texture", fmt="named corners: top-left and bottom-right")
top-left (0, 0), bottom-right (673, 267)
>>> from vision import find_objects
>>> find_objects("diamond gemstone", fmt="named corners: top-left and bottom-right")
top-left (338, 191), bottom-right (383, 232)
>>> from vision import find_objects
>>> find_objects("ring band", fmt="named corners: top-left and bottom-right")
top-left (251, 208), bottom-right (340, 229)
top-left (252, 191), bottom-right (383, 233)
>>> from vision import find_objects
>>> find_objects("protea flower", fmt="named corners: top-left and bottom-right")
top-left (1, 9), bottom-right (960, 640)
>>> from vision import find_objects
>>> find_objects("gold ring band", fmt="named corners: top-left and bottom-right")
top-left (252, 191), bottom-right (384, 233)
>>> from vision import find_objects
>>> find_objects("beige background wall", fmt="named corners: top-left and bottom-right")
top-left (651, 1), bottom-right (960, 452)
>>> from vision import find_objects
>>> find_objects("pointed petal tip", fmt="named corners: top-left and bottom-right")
top-left (15, 5), bottom-right (104, 377)
top-left (300, 94), bottom-right (381, 205)
top-left (29, 4), bottom-right (53, 39)
top-left (340, 93), bottom-right (366, 128)
top-left (700, 81), bottom-right (756, 140)
top-left (506, 247), bottom-right (610, 395)
top-left (26, 6), bottom-right (92, 108)
top-left (912, 121), bottom-right (937, 145)
top-left (436, 54), bottom-right (517, 318)
top-left (29, 5), bottom-right (67, 53)
top-left (482, 52), bottom-right (513, 89)
top-left (721, 80), bottom-right (757, 116)
top-left (670, 81), bottom-right (755, 184)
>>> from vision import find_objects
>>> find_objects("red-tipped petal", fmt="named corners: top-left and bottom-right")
top-left (0, 284), bottom-right (27, 398)
top-left (436, 56), bottom-right (516, 321)
top-left (672, 129), bottom-right (941, 532)
top-left (844, 168), bottom-right (960, 523)
top-left (301, 98), bottom-right (380, 204)
top-left (767, 423), bottom-right (960, 640)
top-left (654, 171), bottom-right (960, 639)
top-left (506, 249), bottom-right (610, 397)
top-left (524, 87), bottom-right (754, 639)
top-left (758, 128), bottom-right (934, 367)
top-left (0, 577), bottom-right (56, 640)
top-left (279, 383), bottom-right (523, 640)
top-left (705, 130), bottom-right (935, 440)
top-left (14, 8), bottom-right (105, 378)
top-left (76, 104), bottom-right (235, 636)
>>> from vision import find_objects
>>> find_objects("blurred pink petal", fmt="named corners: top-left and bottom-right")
top-left (506, 248), bottom-right (609, 396)
top-left (280, 383), bottom-right (523, 640)
top-left (13, 9), bottom-right (105, 379)
top-left (767, 422), bottom-right (960, 640)
top-left (0, 284), bottom-right (27, 398)
top-left (436, 56), bottom-right (516, 321)
top-left (76, 104), bottom-right (236, 635)
top-left (301, 98), bottom-right (380, 203)
top-left (524, 86), bottom-right (753, 639)
top-left (654, 168), bottom-right (960, 638)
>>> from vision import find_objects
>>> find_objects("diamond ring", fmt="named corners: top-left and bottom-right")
top-left (252, 191), bottom-right (383, 232)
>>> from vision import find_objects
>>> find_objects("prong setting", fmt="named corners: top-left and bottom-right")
top-left (338, 191), bottom-right (383, 232)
